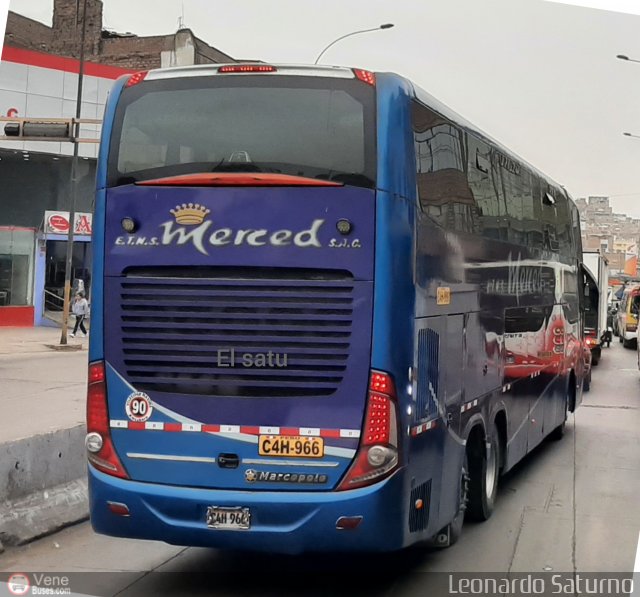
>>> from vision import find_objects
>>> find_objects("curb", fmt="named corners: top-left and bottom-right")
top-left (0, 479), bottom-right (88, 547)
top-left (45, 343), bottom-right (84, 352)
top-left (0, 425), bottom-right (88, 548)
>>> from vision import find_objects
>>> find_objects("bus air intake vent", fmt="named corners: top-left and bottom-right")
top-left (116, 268), bottom-right (354, 398)
top-left (409, 479), bottom-right (431, 532)
top-left (416, 328), bottom-right (439, 420)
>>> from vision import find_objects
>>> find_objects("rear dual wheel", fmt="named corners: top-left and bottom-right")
top-left (434, 428), bottom-right (500, 548)
top-left (466, 431), bottom-right (500, 522)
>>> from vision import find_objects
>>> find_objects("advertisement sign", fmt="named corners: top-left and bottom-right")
top-left (44, 211), bottom-right (93, 235)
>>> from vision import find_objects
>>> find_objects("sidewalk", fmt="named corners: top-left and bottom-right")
top-left (0, 326), bottom-right (86, 356)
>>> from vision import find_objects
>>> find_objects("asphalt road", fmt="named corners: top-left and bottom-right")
top-left (1, 341), bottom-right (638, 597)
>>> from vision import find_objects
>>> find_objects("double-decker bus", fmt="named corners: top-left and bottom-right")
top-left (87, 64), bottom-right (586, 553)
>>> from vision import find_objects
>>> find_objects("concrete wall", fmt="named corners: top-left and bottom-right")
top-left (0, 425), bottom-right (88, 547)
top-left (0, 425), bottom-right (86, 503)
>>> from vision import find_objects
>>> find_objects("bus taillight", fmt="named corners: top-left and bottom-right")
top-left (86, 361), bottom-right (129, 479)
top-left (336, 370), bottom-right (399, 491)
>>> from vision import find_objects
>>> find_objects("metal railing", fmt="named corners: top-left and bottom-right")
top-left (43, 289), bottom-right (66, 326)
top-left (43, 288), bottom-right (91, 329)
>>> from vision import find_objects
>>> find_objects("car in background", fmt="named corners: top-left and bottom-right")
top-left (616, 285), bottom-right (640, 348)
top-left (584, 332), bottom-right (600, 366)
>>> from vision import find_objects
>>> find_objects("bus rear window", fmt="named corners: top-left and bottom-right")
top-left (108, 75), bottom-right (376, 188)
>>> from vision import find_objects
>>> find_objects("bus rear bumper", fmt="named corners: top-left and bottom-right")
top-left (88, 466), bottom-right (406, 553)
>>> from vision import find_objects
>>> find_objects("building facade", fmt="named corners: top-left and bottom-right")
top-left (5, 0), bottom-right (235, 70)
top-left (577, 196), bottom-right (640, 277)
top-left (0, 0), bottom-right (236, 326)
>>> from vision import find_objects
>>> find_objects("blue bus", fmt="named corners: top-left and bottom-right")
top-left (87, 64), bottom-right (586, 553)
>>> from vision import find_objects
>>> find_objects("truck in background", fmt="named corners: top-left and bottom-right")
top-left (583, 251), bottom-right (609, 364)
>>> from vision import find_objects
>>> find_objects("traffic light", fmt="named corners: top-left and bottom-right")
top-left (2, 119), bottom-right (71, 140)
top-left (0, 117), bottom-right (101, 143)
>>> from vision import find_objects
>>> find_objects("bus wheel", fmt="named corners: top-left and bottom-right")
top-left (466, 430), bottom-right (499, 522)
top-left (433, 455), bottom-right (468, 548)
top-left (549, 383), bottom-right (571, 441)
top-left (583, 370), bottom-right (591, 392)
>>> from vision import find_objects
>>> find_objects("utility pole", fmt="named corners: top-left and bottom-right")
top-left (60, 0), bottom-right (88, 345)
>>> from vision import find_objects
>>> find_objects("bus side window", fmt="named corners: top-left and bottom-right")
top-left (411, 101), bottom-right (478, 234)
top-left (466, 135), bottom-right (501, 240)
top-left (540, 183), bottom-right (560, 253)
top-left (494, 155), bottom-right (534, 248)
top-left (569, 197), bottom-right (582, 256)
top-left (562, 269), bottom-right (580, 324)
top-left (554, 188), bottom-right (574, 261)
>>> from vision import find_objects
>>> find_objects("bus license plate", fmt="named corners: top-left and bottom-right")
top-left (258, 435), bottom-right (324, 458)
top-left (206, 506), bottom-right (251, 530)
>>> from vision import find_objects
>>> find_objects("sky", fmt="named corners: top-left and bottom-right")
top-left (3, 0), bottom-right (640, 217)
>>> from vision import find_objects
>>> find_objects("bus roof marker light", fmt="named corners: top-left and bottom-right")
top-left (218, 65), bottom-right (277, 73)
top-left (353, 69), bottom-right (376, 86)
top-left (125, 71), bottom-right (148, 87)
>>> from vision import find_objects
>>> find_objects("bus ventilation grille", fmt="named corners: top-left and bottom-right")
top-left (416, 328), bottom-right (439, 420)
top-left (115, 269), bottom-right (356, 398)
top-left (408, 480), bottom-right (431, 532)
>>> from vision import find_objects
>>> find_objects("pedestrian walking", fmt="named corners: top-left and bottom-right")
top-left (70, 291), bottom-right (89, 338)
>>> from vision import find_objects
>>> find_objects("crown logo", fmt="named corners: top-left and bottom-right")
top-left (170, 203), bottom-right (211, 225)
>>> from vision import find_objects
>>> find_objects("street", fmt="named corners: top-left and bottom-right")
top-left (0, 340), bottom-right (638, 596)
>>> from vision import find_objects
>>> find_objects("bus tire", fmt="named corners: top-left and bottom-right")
top-left (549, 382), bottom-right (571, 440)
top-left (465, 430), bottom-right (499, 522)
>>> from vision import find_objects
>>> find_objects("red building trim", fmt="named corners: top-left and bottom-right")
top-left (0, 226), bottom-right (37, 232)
top-left (0, 306), bottom-right (35, 327)
top-left (1, 46), bottom-right (137, 79)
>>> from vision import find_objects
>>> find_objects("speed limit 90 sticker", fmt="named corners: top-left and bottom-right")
top-left (125, 392), bottom-right (153, 422)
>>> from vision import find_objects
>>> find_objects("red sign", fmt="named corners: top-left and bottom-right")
top-left (47, 213), bottom-right (70, 233)
top-left (44, 211), bottom-right (93, 235)
top-left (75, 215), bottom-right (92, 234)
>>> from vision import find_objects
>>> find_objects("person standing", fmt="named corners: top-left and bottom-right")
top-left (70, 292), bottom-right (89, 338)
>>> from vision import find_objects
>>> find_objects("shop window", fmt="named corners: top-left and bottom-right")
top-left (0, 228), bottom-right (35, 306)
